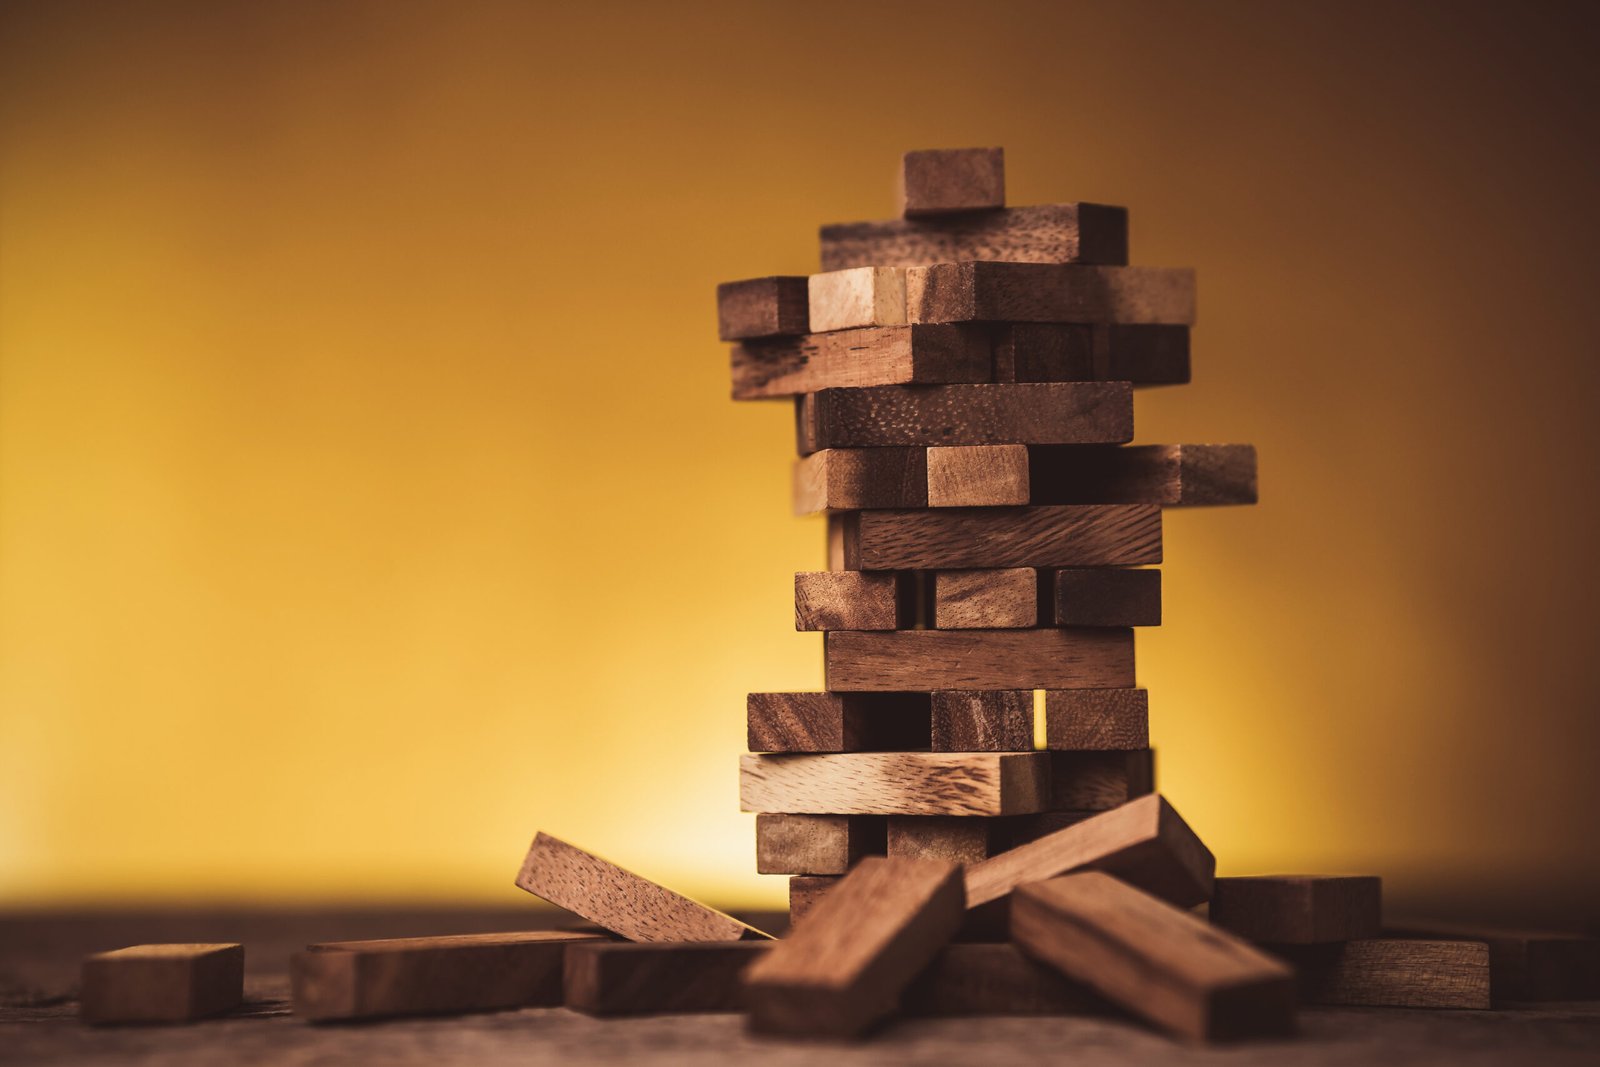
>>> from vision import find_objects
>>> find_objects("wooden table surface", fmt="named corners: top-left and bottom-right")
top-left (4, 908), bottom-right (1599, 1065)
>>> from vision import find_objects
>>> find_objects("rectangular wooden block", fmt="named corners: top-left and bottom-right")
top-left (835, 505), bottom-right (1160, 571)
top-left (1053, 568), bottom-right (1161, 626)
top-left (900, 146), bottom-right (1005, 216)
top-left (746, 691), bottom-right (931, 753)
top-left (515, 832), bottom-right (771, 942)
top-left (930, 690), bottom-right (1034, 751)
top-left (964, 793), bottom-right (1215, 909)
top-left (821, 203), bottom-right (1129, 270)
top-left (80, 943), bottom-right (243, 1025)
top-left (908, 261), bottom-right (1195, 326)
top-left (740, 752), bottom-right (1050, 816)
top-left (903, 942), bottom-right (1105, 1016)
top-left (1048, 750), bottom-right (1154, 810)
top-left (1273, 939), bottom-right (1490, 1009)
top-left (1101, 324), bottom-right (1191, 384)
top-left (825, 628), bottom-right (1135, 692)
top-left (756, 813), bottom-right (887, 875)
top-left (793, 447), bottom-right (927, 513)
top-left (789, 875), bottom-right (841, 927)
top-left (717, 276), bottom-right (809, 341)
top-left (733, 323), bottom-right (990, 400)
top-left (744, 856), bottom-right (965, 1036)
top-left (1013, 872), bottom-right (1295, 1041)
top-left (564, 941), bottom-right (770, 1016)
top-left (887, 816), bottom-right (1001, 866)
top-left (994, 323), bottom-right (1190, 386)
top-left (1210, 876), bottom-right (1383, 944)
top-left (291, 931), bottom-right (605, 1021)
top-left (1384, 924), bottom-right (1600, 1001)
top-left (1030, 444), bottom-right (1259, 506)
top-left (1045, 689), bottom-right (1150, 750)
top-left (808, 266), bottom-right (907, 333)
top-left (934, 568), bottom-right (1039, 628)
top-left (794, 571), bottom-right (906, 631)
top-left (927, 444), bottom-right (1030, 506)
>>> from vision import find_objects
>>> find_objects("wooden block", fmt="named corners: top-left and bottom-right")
top-left (746, 691), bottom-right (931, 753)
top-left (835, 505), bottom-right (1160, 571)
top-left (825, 628), bottom-right (1135, 692)
top-left (887, 816), bottom-right (1001, 865)
top-left (740, 752), bottom-right (1050, 816)
top-left (515, 832), bottom-right (772, 942)
top-left (1273, 939), bottom-right (1490, 1010)
top-left (1210, 876), bottom-right (1382, 945)
top-left (820, 203), bottom-right (1129, 270)
top-left (995, 323), bottom-right (1190, 385)
top-left (794, 571), bottom-right (906, 631)
top-left (80, 943), bottom-right (243, 1025)
top-left (789, 875), bottom-right (841, 927)
top-left (793, 447), bottom-right (926, 513)
top-left (798, 382), bottom-right (1132, 453)
top-left (900, 147), bottom-right (1005, 216)
top-left (1030, 444), bottom-right (1259, 506)
top-left (903, 942), bottom-right (1107, 1016)
top-left (807, 267), bottom-right (907, 333)
top-left (717, 276), bottom-right (809, 341)
top-left (1049, 750), bottom-right (1154, 810)
top-left (1044, 688), bottom-right (1149, 750)
top-left (1100, 324), bottom-right (1191, 385)
top-left (927, 444), bottom-right (1029, 507)
top-left (908, 261), bottom-right (1195, 326)
top-left (1053, 568), bottom-right (1161, 626)
top-left (733, 323), bottom-right (990, 400)
top-left (1013, 872), bottom-right (1295, 1041)
top-left (756, 814), bottom-right (886, 875)
top-left (964, 793), bottom-right (1215, 909)
top-left (564, 941), bottom-right (770, 1016)
top-left (995, 811), bottom-right (1097, 850)
top-left (291, 931), bottom-right (606, 1021)
top-left (930, 690), bottom-right (1034, 751)
top-left (1383, 924), bottom-right (1600, 1001)
top-left (744, 856), bottom-right (965, 1036)
top-left (933, 568), bottom-right (1038, 628)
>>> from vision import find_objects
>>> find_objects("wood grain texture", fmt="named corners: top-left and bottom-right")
top-left (887, 816), bottom-right (1000, 866)
top-left (1049, 750), bottom-right (1154, 810)
top-left (903, 942), bottom-right (1106, 1017)
top-left (792, 447), bottom-right (927, 513)
top-left (744, 856), bottom-right (965, 1036)
top-left (716, 276), bottom-right (809, 341)
top-left (563, 941), bottom-right (770, 1016)
top-left (1013, 872), bottom-right (1295, 1041)
top-left (739, 752), bottom-right (1050, 816)
top-left (900, 147), bottom-right (1005, 216)
top-left (820, 203), bottom-right (1128, 270)
top-left (1210, 876), bottom-right (1383, 945)
top-left (732, 323), bottom-right (990, 399)
top-left (1384, 924), bottom-right (1600, 1001)
top-left (994, 322), bottom-right (1190, 385)
top-left (746, 692), bottom-right (931, 753)
top-left (825, 628), bottom-right (1135, 692)
top-left (1273, 939), bottom-right (1491, 1010)
top-left (964, 793), bottom-right (1215, 909)
top-left (1044, 688), bottom-right (1150, 750)
top-left (908, 261), bottom-right (1195, 326)
top-left (788, 875), bottom-right (841, 927)
top-left (794, 571), bottom-right (905, 631)
top-left (808, 267), bottom-right (907, 333)
top-left (755, 814), bottom-right (887, 875)
top-left (1053, 567), bottom-right (1161, 626)
top-left (926, 444), bottom-right (1030, 507)
top-left (1030, 444), bottom-right (1259, 506)
top-left (930, 690), bottom-right (1034, 751)
top-left (80, 944), bottom-right (243, 1024)
top-left (834, 505), bottom-right (1160, 570)
top-left (515, 833), bottom-right (771, 942)
top-left (933, 569), bottom-right (1039, 628)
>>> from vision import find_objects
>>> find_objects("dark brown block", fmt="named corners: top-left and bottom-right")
top-left (788, 875), bottom-right (841, 927)
top-left (564, 941), bottom-right (770, 1016)
top-left (755, 813), bottom-right (887, 875)
top-left (903, 942), bottom-right (1106, 1016)
top-left (900, 147), bottom-right (1005, 216)
top-left (717, 276), bottom-right (808, 340)
top-left (886, 816), bottom-right (1001, 865)
top-left (746, 691), bottom-right (931, 753)
top-left (930, 690), bottom-right (1034, 751)
top-left (1049, 749), bottom-right (1154, 810)
top-left (907, 261), bottom-right (1195, 326)
top-left (833, 505), bottom-right (1161, 570)
top-left (732, 323), bottom-right (990, 399)
top-left (934, 568), bottom-right (1038, 628)
top-left (1383, 924), bottom-right (1600, 1002)
top-left (995, 323), bottom-right (1190, 386)
top-left (1030, 444), bottom-right (1258, 506)
top-left (1053, 568), bottom-right (1161, 626)
top-left (81, 944), bottom-right (243, 1025)
top-left (794, 571), bottom-right (906, 631)
top-left (1210, 876), bottom-right (1383, 945)
top-left (821, 203), bottom-right (1128, 270)
top-left (1044, 689), bottom-right (1149, 750)
top-left (740, 751), bottom-right (1050, 816)
top-left (826, 628), bottom-right (1135, 692)
top-left (1100, 324), bottom-right (1191, 384)
top-left (793, 447), bottom-right (927, 513)
top-left (1273, 939), bottom-right (1490, 1009)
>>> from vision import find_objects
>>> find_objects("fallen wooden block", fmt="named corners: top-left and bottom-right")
top-left (1013, 872), bottom-right (1295, 1041)
top-left (1210, 876), bottom-right (1382, 944)
top-left (1053, 568), bottom-right (1161, 626)
top-left (744, 856), bottom-right (965, 1036)
top-left (926, 443), bottom-right (1030, 507)
top-left (756, 813), bottom-right (887, 875)
top-left (746, 691), bottom-right (930, 753)
top-left (825, 628), bottom-right (1135, 691)
top-left (964, 793), bottom-right (1215, 909)
top-left (933, 568), bottom-right (1039, 628)
top-left (832, 505), bottom-right (1161, 570)
top-left (908, 261), bottom-right (1195, 326)
top-left (903, 942), bottom-right (1107, 1016)
top-left (887, 816), bottom-right (1000, 865)
top-left (1030, 444), bottom-right (1258, 506)
top-left (1272, 939), bottom-right (1490, 1010)
top-left (794, 571), bottom-right (908, 631)
top-left (1049, 750), bottom-right (1154, 810)
top-left (793, 447), bottom-right (927, 512)
top-left (564, 941), bottom-right (770, 1016)
top-left (80, 943), bottom-right (243, 1025)
top-left (788, 875), bottom-right (841, 926)
top-left (515, 832), bottom-right (772, 942)
top-left (732, 323), bottom-right (990, 399)
top-left (740, 751), bottom-right (1050, 816)
top-left (1044, 689), bottom-right (1150, 750)
top-left (1384, 924), bottom-right (1600, 1001)
top-left (808, 267), bottom-right (907, 333)
top-left (820, 203), bottom-right (1128, 270)
top-left (717, 276), bottom-right (809, 340)
top-left (292, 931), bottom-right (606, 1021)
top-left (900, 146), bottom-right (1005, 217)
top-left (930, 690), bottom-right (1034, 751)
top-left (994, 323), bottom-right (1190, 385)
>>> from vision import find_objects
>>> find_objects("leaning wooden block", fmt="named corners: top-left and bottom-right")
top-left (717, 276), bottom-right (809, 341)
top-left (795, 571), bottom-right (907, 631)
top-left (808, 267), bottom-right (907, 333)
top-left (1045, 688), bottom-right (1150, 750)
top-left (747, 691), bottom-right (931, 753)
top-left (965, 793), bottom-right (1215, 909)
top-left (1383, 924), bottom-right (1600, 1001)
top-left (887, 816), bottom-right (1002, 865)
top-left (1210, 876), bottom-right (1382, 945)
top-left (1049, 750), bottom-right (1154, 810)
top-left (826, 628), bottom-right (1135, 692)
top-left (515, 832), bottom-right (771, 941)
top-left (1031, 444), bottom-right (1258, 506)
top-left (1053, 568), bottom-right (1161, 626)
top-left (740, 752), bottom-right (1050, 816)
top-left (733, 323), bottom-right (990, 400)
top-left (1273, 939), bottom-right (1490, 1009)
top-left (930, 690), bottom-right (1034, 751)
top-left (904, 942), bottom-right (1105, 1016)
top-left (565, 941), bottom-right (770, 1016)
top-left (1013, 872), bottom-right (1295, 1041)
top-left (793, 447), bottom-right (927, 513)
top-left (900, 147), bottom-right (1005, 216)
top-left (744, 856), bottom-right (965, 1036)
top-left (756, 813), bottom-right (886, 875)
top-left (908, 261), bottom-right (1196, 326)
top-left (934, 568), bottom-right (1038, 629)
top-left (80, 943), bottom-right (243, 1024)
top-left (820, 203), bottom-right (1129, 270)
top-left (926, 444), bottom-right (1030, 507)
top-left (834, 505), bottom-right (1160, 570)
top-left (789, 875), bottom-right (841, 927)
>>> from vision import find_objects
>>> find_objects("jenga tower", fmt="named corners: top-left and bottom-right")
top-left (718, 148), bottom-right (1258, 933)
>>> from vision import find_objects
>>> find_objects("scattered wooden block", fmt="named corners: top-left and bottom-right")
top-left (1384, 924), bottom-right (1600, 1001)
top-left (798, 382), bottom-right (1132, 454)
top-left (964, 793), bottom-right (1215, 909)
top-left (740, 752), bottom-right (1050, 816)
top-left (1030, 444), bottom-right (1258, 506)
top-left (717, 276), bottom-right (809, 341)
top-left (788, 875), bottom-right (841, 927)
top-left (903, 942), bottom-right (1107, 1016)
top-left (926, 444), bottom-right (1030, 507)
top-left (732, 323), bottom-right (990, 399)
top-left (793, 447), bottom-right (927, 513)
top-left (825, 628), bottom-right (1135, 691)
top-left (1210, 876), bottom-right (1382, 945)
top-left (887, 816), bottom-right (1001, 865)
top-left (933, 568), bottom-right (1039, 628)
top-left (1013, 872), bottom-right (1295, 1041)
top-left (820, 203), bottom-right (1128, 270)
top-left (1273, 939), bottom-right (1490, 1010)
top-left (744, 856), bottom-right (965, 1036)
top-left (746, 691), bottom-right (931, 753)
top-left (994, 323), bottom-right (1190, 385)
top-left (794, 571), bottom-right (907, 631)
top-left (1044, 689), bottom-right (1150, 750)
top-left (832, 504), bottom-right (1161, 570)
top-left (564, 941), bottom-right (771, 1016)
top-left (291, 931), bottom-right (605, 1021)
top-left (807, 267), bottom-right (907, 333)
top-left (900, 147), bottom-right (1005, 216)
top-left (1049, 750), bottom-right (1154, 810)
top-left (1053, 568), bottom-right (1161, 626)
top-left (80, 943), bottom-right (243, 1025)
top-left (930, 690), bottom-right (1034, 751)
top-left (515, 832), bottom-right (772, 942)
top-left (756, 813), bottom-right (887, 875)
top-left (908, 261), bottom-right (1196, 326)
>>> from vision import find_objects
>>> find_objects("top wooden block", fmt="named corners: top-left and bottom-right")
top-left (1210, 875), bottom-right (1382, 945)
top-left (821, 204), bottom-right (1129, 271)
top-left (909, 261), bottom-right (1195, 325)
top-left (901, 147), bottom-right (1005, 216)
top-left (717, 276), bottom-right (810, 341)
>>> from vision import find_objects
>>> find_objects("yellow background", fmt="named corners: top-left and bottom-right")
top-left (3, 1), bottom-right (1597, 923)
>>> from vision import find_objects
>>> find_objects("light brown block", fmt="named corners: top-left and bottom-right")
top-left (740, 751), bottom-right (1050, 816)
top-left (733, 323), bottom-right (990, 400)
top-left (807, 267), bottom-right (907, 333)
top-left (515, 832), bottom-right (771, 942)
top-left (1013, 872), bottom-right (1295, 1041)
top-left (908, 261), bottom-right (1196, 326)
top-left (1053, 568), bottom-right (1161, 626)
top-left (564, 941), bottom-right (770, 1016)
top-left (1049, 750), bottom-right (1154, 810)
top-left (825, 628), bottom-right (1135, 692)
top-left (1210, 876), bottom-right (1382, 945)
top-left (717, 276), bottom-right (809, 340)
top-left (794, 571), bottom-right (906, 631)
top-left (80, 944), bottom-right (243, 1025)
top-left (793, 447), bottom-right (927, 513)
top-left (1044, 689), bottom-right (1149, 750)
top-left (834, 505), bottom-right (1160, 570)
top-left (744, 856), bottom-right (965, 1036)
top-left (887, 816), bottom-right (1001, 866)
top-left (789, 875), bottom-right (841, 927)
top-left (746, 691), bottom-right (930, 753)
top-left (927, 444), bottom-right (1029, 507)
top-left (1275, 939), bottom-right (1491, 1009)
top-left (964, 793), bottom-right (1215, 909)
top-left (903, 942), bottom-right (1105, 1016)
top-left (820, 203), bottom-right (1128, 270)
top-left (1031, 444), bottom-right (1258, 506)
top-left (933, 568), bottom-right (1038, 628)
top-left (900, 147), bottom-right (1005, 216)
top-left (930, 690), bottom-right (1034, 751)
top-left (755, 813), bottom-right (887, 875)
top-left (994, 322), bottom-right (1190, 386)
